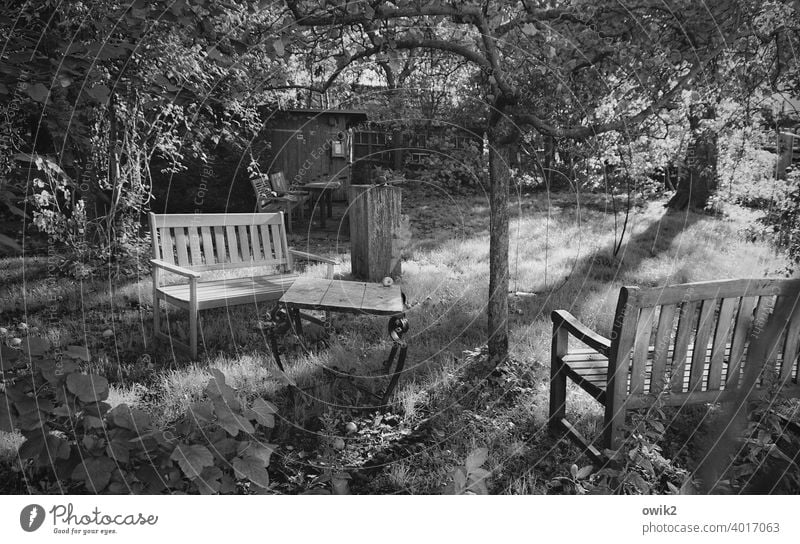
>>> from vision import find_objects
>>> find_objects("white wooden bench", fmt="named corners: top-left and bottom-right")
top-left (550, 278), bottom-right (800, 460)
top-left (149, 212), bottom-right (335, 358)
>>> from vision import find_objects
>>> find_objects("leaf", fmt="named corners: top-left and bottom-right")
top-left (109, 404), bottom-right (151, 431)
top-left (239, 442), bottom-right (275, 466)
top-left (18, 430), bottom-right (45, 460)
top-left (576, 465), bottom-right (594, 479)
top-left (187, 401), bottom-right (214, 425)
top-left (71, 456), bottom-right (116, 492)
top-left (86, 84), bottom-right (110, 104)
top-left (66, 373), bottom-right (108, 403)
top-left (246, 398), bottom-right (277, 427)
top-left (273, 38), bottom-right (284, 57)
top-left (453, 467), bottom-right (467, 493)
top-left (0, 395), bottom-right (15, 432)
top-left (26, 83), bottom-right (49, 103)
top-left (465, 447), bottom-right (488, 471)
top-left (65, 345), bottom-right (90, 361)
top-left (570, 463), bottom-right (579, 479)
top-left (22, 337), bottom-right (49, 356)
top-left (195, 466), bottom-right (222, 495)
top-left (214, 400), bottom-right (254, 437)
top-left (232, 455), bottom-right (269, 488)
top-left (171, 444), bottom-right (214, 479)
top-left (1, 344), bottom-right (21, 370)
top-left (522, 23), bottom-right (538, 36)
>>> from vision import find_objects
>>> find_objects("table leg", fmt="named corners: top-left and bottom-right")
top-left (381, 315), bottom-right (410, 407)
top-left (319, 191), bottom-right (327, 229)
top-left (326, 190), bottom-right (333, 219)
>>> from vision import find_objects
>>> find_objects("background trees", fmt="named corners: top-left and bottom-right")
top-left (2, 0), bottom-right (799, 362)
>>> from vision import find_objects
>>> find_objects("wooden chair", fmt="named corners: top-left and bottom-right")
top-left (149, 212), bottom-right (335, 358)
top-left (250, 174), bottom-right (306, 234)
top-left (550, 278), bottom-right (800, 460)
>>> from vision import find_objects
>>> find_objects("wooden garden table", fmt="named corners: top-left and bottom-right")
top-left (301, 180), bottom-right (341, 228)
top-left (267, 277), bottom-right (409, 406)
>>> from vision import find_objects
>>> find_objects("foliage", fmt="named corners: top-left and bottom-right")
top-left (715, 375), bottom-right (800, 494)
top-left (759, 170), bottom-right (800, 271)
top-left (443, 447), bottom-right (491, 495)
top-left (548, 394), bottom-right (692, 495)
top-left (1, 337), bottom-right (277, 494)
top-left (411, 134), bottom-right (484, 190)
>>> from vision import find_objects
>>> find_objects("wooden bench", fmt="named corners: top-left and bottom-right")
top-left (549, 278), bottom-right (800, 460)
top-left (149, 212), bottom-right (335, 358)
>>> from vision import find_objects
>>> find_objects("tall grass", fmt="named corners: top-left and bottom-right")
top-left (0, 192), bottom-right (786, 492)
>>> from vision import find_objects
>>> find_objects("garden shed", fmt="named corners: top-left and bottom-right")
top-left (255, 108), bottom-right (368, 200)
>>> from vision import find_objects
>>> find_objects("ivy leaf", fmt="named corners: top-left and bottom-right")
top-left (465, 447), bottom-right (488, 471)
top-left (71, 456), bottom-right (116, 492)
top-left (66, 374), bottom-right (109, 403)
top-left (171, 444), bottom-right (214, 479)
top-left (232, 455), bottom-right (269, 488)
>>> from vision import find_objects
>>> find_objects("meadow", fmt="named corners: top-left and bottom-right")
top-left (0, 186), bottom-right (788, 494)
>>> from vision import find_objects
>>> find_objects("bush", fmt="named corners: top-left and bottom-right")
top-left (1, 337), bottom-right (277, 494)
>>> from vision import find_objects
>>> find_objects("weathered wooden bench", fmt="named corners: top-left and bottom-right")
top-left (149, 212), bottom-right (335, 358)
top-left (549, 278), bottom-right (800, 460)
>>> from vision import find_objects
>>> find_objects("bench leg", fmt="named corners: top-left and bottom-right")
top-left (549, 325), bottom-right (568, 430)
top-left (189, 281), bottom-right (198, 360)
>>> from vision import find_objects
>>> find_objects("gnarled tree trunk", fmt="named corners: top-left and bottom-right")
top-left (667, 104), bottom-right (718, 210)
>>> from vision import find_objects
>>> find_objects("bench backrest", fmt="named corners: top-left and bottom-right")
top-left (250, 175), bottom-right (272, 211)
top-left (149, 213), bottom-right (292, 273)
top-left (269, 172), bottom-right (290, 195)
top-left (608, 278), bottom-right (800, 411)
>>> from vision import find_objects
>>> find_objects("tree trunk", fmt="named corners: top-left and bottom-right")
top-left (666, 104), bottom-right (718, 210)
top-left (487, 120), bottom-right (512, 367)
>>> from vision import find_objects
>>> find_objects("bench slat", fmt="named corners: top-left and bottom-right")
top-left (651, 304), bottom-right (676, 393)
top-left (631, 306), bottom-right (656, 396)
top-left (728, 296), bottom-right (757, 388)
top-left (201, 227), bottom-right (215, 265)
top-left (670, 301), bottom-right (697, 393)
top-left (213, 226), bottom-right (227, 263)
top-left (709, 297), bottom-right (737, 391)
top-left (188, 227), bottom-right (202, 266)
top-left (690, 299), bottom-right (717, 392)
top-left (174, 228), bottom-right (190, 266)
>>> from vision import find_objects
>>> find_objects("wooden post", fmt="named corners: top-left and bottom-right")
top-left (348, 184), bottom-right (401, 281)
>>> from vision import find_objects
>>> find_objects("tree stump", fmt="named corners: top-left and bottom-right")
top-left (348, 184), bottom-right (401, 281)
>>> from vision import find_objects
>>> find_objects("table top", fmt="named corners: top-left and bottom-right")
top-left (279, 277), bottom-right (403, 315)
top-left (303, 181), bottom-right (342, 190)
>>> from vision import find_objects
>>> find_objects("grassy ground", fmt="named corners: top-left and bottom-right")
top-left (0, 186), bottom-right (787, 493)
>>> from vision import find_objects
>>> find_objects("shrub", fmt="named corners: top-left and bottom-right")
top-left (1, 338), bottom-right (277, 494)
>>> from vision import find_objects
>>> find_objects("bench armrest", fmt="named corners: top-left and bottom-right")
top-left (289, 249), bottom-right (336, 279)
top-left (551, 310), bottom-right (611, 355)
top-left (150, 259), bottom-right (201, 279)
